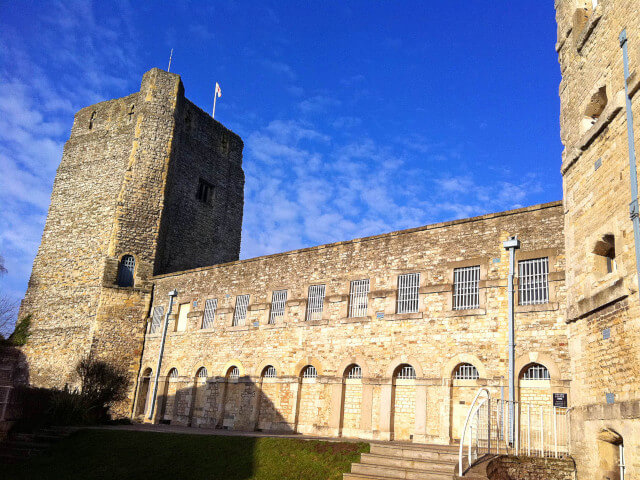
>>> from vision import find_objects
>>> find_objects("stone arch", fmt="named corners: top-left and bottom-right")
top-left (597, 428), bottom-right (624, 480)
top-left (293, 356), bottom-right (325, 377)
top-left (254, 358), bottom-right (284, 378)
top-left (516, 353), bottom-right (556, 409)
top-left (220, 360), bottom-right (245, 378)
top-left (135, 367), bottom-right (153, 416)
top-left (443, 353), bottom-right (487, 379)
top-left (338, 356), bottom-right (371, 379)
top-left (294, 358), bottom-right (325, 435)
top-left (385, 356), bottom-right (424, 379)
top-left (338, 359), bottom-right (366, 438)
top-left (515, 352), bottom-right (559, 380)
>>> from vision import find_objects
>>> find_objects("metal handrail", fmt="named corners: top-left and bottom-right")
top-left (458, 387), bottom-right (490, 475)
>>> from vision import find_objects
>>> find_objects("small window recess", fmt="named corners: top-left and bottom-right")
top-left (581, 86), bottom-right (607, 135)
top-left (220, 133), bottom-right (230, 156)
top-left (89, 111), bottom-right (96, 130)
top-left (593, 234), bottom-right (617, 276)
top-left (127, 105), bottom-right (135, 124)
top-left (196, 178), bottom-right (213, 204)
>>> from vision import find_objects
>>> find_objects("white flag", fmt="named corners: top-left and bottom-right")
top-left (215, 82), bottom-right (222, 98)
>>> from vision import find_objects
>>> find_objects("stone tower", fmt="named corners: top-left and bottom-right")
top-left (556, 0), bottom-right (640, 476)
top-left (18, 68), bottom-right (244, 404)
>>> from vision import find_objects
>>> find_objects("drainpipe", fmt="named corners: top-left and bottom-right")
top-left (503, 235), bottom-right (520, 444)
top-left (619, 30), bottom-right (640, 299)
top-left (147, 289), bottom-right (178, 421)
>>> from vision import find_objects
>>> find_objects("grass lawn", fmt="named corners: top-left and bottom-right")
top-left (1, 429), bottom-right (369, 480)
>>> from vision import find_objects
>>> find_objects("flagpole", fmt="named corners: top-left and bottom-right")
top-left (167, 49), bottom-right (173, 72)
top-left (212, 91), bottom-right (218, 119)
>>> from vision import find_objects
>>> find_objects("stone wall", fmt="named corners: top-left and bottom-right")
top-left (556, 0), bottom-right (640, 477)
top-left (486, 456), bottom-right (576, 480)
top-left (137, 201), bottom-right (568, 444)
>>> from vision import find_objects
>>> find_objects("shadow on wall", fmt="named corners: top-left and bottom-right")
top-left (0, 345), bottom-right (30, 432)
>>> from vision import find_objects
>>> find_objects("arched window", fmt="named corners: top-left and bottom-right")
top-left (262, 365), bottom-right (277, 378)
top-left (196, 367), bottom-right (207, 378)
top-left (453, 363), bottom-right (479, 380)
top-left (117, 254), bottom-right (135, 287)
top-left (301, 365), bottom-right (317, 379)
top-left (522, 363), bottom-right (550, 380)
top-left (142, 367), bottom-right (152, 377)
top-left (345, 364), bottom-right (362, 379)
top-left (89, 111), bottom-right (96, 129)
top-left (395, 364), bottom-right (416, 380)
top-left (227, 366), bottom-right (240, 380)
top-left (168, 368), bottom-right (179, 379)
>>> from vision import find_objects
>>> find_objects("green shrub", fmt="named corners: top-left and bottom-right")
top-left (8, 314), bottom-right (31, 346)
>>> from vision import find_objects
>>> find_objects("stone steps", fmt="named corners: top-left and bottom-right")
top-left (0, 426), bottom-right (77, 463)
top-left (345, 443), bottom-right (460, 480)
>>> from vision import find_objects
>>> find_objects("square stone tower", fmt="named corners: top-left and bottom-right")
top-left (18, 68), bottom-right (244, 406)
top-left (556, 0), bottom-right (640, 476)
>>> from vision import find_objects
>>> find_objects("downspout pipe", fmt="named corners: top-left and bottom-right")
top-left (503, 235), bottom-right (520, 444)
top-left (619, 29), bottom-right (640, 299)
top-left (147, 289), bottom-right (178, 421)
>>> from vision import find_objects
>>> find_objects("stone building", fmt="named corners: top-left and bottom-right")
top-left (13, 1), bottom-right (640, 477)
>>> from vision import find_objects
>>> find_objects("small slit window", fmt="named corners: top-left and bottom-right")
top-left (196, 178), bottom-right (213, 203)
top-left (227, 366), bottom-right (240, 380)
top-left (453, 266), bottom-right (480, 310)
top-left (127, 105), bottom-right (135, 124)
top-left (202, 298), bottom-right (217, 329)
top-left (453, 363), bottom-right (479, 380)
top-left (301, 365), bottom-right (317, 379)
top-left (306, 285), bottom-right (326, 322)
top-left (522, 363), bottom-right (550, 380)
top-left (269, 290), bottom-right (287, 324)
top-left (518, 257), bottom-right (549, 305)
top-left (345, 364), bottom-right (362, 379)
top-left (349, 279), bottom-right (370, 317)
top-left (262, 366), bottom-right (277, 378)
top-left (117, 255), bottom-right (135, 287)
top-left (397, 273), bottom-right (420, 313)
top-left (89, 111), bottom-right (96, 129)
top-left (232, 295), bottom-right (250, 326)
top-left (593, 234), bottom-right (617, 275)
top-left (395, 364), bottom-right (416, 380)
top-left (150, 306), bottom-right (164, 334)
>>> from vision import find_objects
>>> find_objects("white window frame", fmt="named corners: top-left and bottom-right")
top-left (168, 368), bottom-right (179, 379)
top-left (262, 366), bottom-right (277, 378)
top-left (150, 306), bottom-right (163, 334)
top-left (397, 273), bottom-right (420, 314)
top-left (453, 363), bottom-right (479, 380)
top-left (518, 257), bottom-right (549, 305)
top-left (269, 290), bottom-right (287, 324)
top-left (396, 365), bottom-right (416, 380)
top-left (232, 294), bottom-right (250, 326)
top-left (453, 265), bottom-right (480, 310)
top-left (349, 279), bottom-right (370, 317)
top-left (346, 365), bottom-right (362, 379)
top-left (306, 285), bottom-right (326, 322)
top-left (202, 298), bottom-right (217, 329)
top-left (302, 365), bottom-right (317, 378)
top-left (522, 364), bottom-right (550, 380)
top-left (228, 366), bottom-right (240, 380)
top-left (196, 367), bottom-right (208, 378)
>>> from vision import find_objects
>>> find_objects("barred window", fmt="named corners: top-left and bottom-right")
top-left (196, 178), bottom-right (213, 203)
top-left (117, 254), bottom-right (135, 287)
top-left (453, 266), bottom-right (480, 310)
top-left (269, 290), bottom-right (287, 324)
top-left (202, 298), bottom-right (217, 329)
top-left (232, 295), bottom-right (250, 326)
top-left (395, 364), bottom-right (416, 380)
top-left (196, 367), bottom-right (208, 378)
top-left (150, 306), bottom-right (164, 334)
top-left (228, 366), bottom-right (240, 380)
top-left (345, 364), bottom-right (362, 379)
top-left (518, 257), bottom-right (549, 305)
top-left (397, 273), bottom-right (420, 313)
top-left (349, 279), bottom-right (370, 317)
top-left (453, 363), bottom-right (479, 380)
top-left (301, 365), bottom-right (317, 378)
top-left (168, 368), bottom-right (179, 378)
top-left (306, 285), bottom-right (326, 322)
top-left (522, 363), bottom-right (550, 380)
top-left (262, 365), bottom-right (277, 378)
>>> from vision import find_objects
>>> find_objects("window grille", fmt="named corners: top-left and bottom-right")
top-left (454, 363), bottom-right (479, 380)
top-left (150, 306), bottom-right (164, 334)
top-left (232, 295), bottom-right (250, 326)
top-left (396, 365), bottom-right (416, 379)
top-left (522, 363), bottom-right (550, 380)
top-left (168, 368), bottom-right (179, 378)
top-left (202, 298), bottom-right (217, 329)
top-left (453, 266), bottom-right (480, 310)
top-left (349, 279), bottom-right (370, 317)
top-left (346, 365), bottom-right (362, 379)
top-left (306, 285), bottom-right (326, 321)
top-left (228, 366), bottom-right (240, 380)
top-left (196, 178), bottom-right (213, 203)
top-left (302, 365), bottom-right (317, 378)
top-left (269, 290), bottom-right (287, 324)
top-left (518, 257), bottom-right (549, 305)
top-left (262, 366), bottom-right (277, 378)
top-left (196, 367), bottom-right (208, 378)
top-left (397, 273), bottom-right (420, 313)
top-left (117, 254), bottom-right (135, 287)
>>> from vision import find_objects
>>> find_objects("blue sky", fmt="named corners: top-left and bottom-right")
top-left (0, 1), bottom-right (562, 331)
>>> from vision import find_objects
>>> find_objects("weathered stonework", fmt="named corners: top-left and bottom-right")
top-left (557, 0), bottom-right (640, 477)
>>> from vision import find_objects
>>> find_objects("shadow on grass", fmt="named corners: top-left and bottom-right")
top-left (0, 429), bottom-right (369, 480)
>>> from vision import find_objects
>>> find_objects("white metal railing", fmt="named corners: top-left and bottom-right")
top-left (0, 385), bottom-right (12, 421)
top-left (349, 279), bottom-right (370, 317)
top-left (453, 265), bottom-right (480, 310)
top-left (459, 390), bottom-right (569, 475)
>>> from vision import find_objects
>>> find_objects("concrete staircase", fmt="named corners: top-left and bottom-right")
top-left (344, 442), bottom-right (460, 480)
